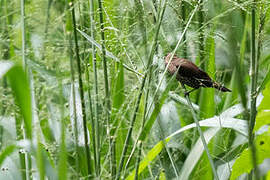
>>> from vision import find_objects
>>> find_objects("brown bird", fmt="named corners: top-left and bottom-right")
top-left (165, 53), bottom-right (231, 95)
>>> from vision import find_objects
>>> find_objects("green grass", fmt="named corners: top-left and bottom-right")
top-left (0, 0), bottom-right (270, 179)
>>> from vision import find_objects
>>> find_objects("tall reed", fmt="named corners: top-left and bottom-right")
top-left (20, 0), bottom-right (32, 179)
top-left (79, 1), bottom-right (97, 177)
top-left (70, 1), bottom-right (92, 177)
top-left (97, 0), bottom-right (115, 177)
top-left (198, 0), bottom-right (205, 69)
top-left (248, 0), bottom-right (259, 178)
top-left (89, 0), bottom-right (101, 176)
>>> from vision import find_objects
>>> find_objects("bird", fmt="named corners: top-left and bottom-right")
top-left (164, 53), bottom-right (231, 95)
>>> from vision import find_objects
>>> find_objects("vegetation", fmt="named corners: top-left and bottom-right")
top-left (0, 0), bottom-right (270, 179)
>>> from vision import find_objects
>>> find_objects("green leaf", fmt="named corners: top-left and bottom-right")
top-left (111, 61), bottom-right (125, 161)
top-left (159, 170), bottom-right (166, 180)
top-left (199, 28), bottom-right (215, 118)
top-left (258, 67), bottom-right (270, 93)
top-left (191, 153), bottom-right (213, 180)
top-left (255, 82), bottom-right (270, 131)
top-left (230, 131), bottom-right (270, 180)
top-left (140, 77), bottom-right (175, 141)
top-left (179, 128), bottom-right (220, 180)
top-left (126, 138), bottom-right (171, 180)
top-left (0, 145), bottom-right (16, 166)
top-left (223, 70), bottom-right (238, 110)
top-left (65, 10), bottom-right (72, 33)
top-left (254, 111), bottom-right (270, 132)
top-left (37, 141), bottom-right (45, 180)
top-left (112, 62), bottom-right (125, 111)
top-left (6, 65), bottom-right (32, 139)
top-left (258, 82), bottom-right (270, 112)
top-left (127, 111), bottom-right (247, 179)
top-left (240, 14), bottom-right (249, 65)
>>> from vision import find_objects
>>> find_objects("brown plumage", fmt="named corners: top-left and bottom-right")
top-left (165, 53), bottom-right (231, 93)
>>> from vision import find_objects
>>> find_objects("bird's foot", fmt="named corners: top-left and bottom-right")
top-left (184, 88), bottom-right (197, 97)
top-left (184, 91), bottom-right (190, 97)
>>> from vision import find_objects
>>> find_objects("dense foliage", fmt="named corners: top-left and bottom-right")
top-left (0, 0), bottom-right (270, 179)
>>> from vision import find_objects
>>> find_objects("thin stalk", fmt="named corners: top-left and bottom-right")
top-left (20, 0), bottom-right (32, 179)
top-left (249, 0), bottom-right (259, 179)
top-left (126, 64), bottom-right (152, 176)
top-left (256, 6), bottom-right (266, 88)
top-left (4, 1), bottom-right (26, 178)
top-left (134, 0), bottom-right (148, 56)
top-left (97, 0), bottom-right (115, 177)
top-left (181, 0), bottom-right (187, 59)
top-left (0, 0), bottom-right (11, 150)
top-left (41, 0), bottom-right (53, 60)
top-left (198, 0), bottom-right (205, 69)
top-left (15, 116), bottom-right (27, 180)
top-left (115, 1), bottom-right (167, 179)
top-left (70, 1), bottom-right (92, 177)
top-left (157, 117), bottom-right (180, 177)
top-left (181, 84), bottom-right (219, 180)
top-left (44, 0), bottom-right (53, 36)
top-left (116, 65), bottom-right (147, 180)
top-left (134, 141), bottom-right (142, 180)
top-left (58, 80), bottom-right (67, 180)
top-left (152, 0), bottom-right (157, 23)
top-left (89, 0), bottom-right (100, 177)
top-left (80, 1), bottom-right (97, 176)
top-left (85, 55), bottom-right (97, 176)
top-left (36, 135), bottom-right (44, 180)
top-left (26, 152), bottom-right (32, 180)
top-left (68, 34), bottom-right (80, 177)
top-left (21, 0), bottom-right (26, 70)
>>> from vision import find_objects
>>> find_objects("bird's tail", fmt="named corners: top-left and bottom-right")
top-left (213, 82), bottom-right (231, 92)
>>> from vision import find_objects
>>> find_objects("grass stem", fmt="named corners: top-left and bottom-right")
top-left (68, 33), bottom-right (80, 177)
top-left (198, 0), bottom-right (205, 69)
top-left (70, 1), bottom-right (92, 177)
top-left (97, 0), bottom-right (115, 177)
top-left (181, 84), bottom-right (219, 180)
top-left (249, 0), bottom-right (259, 179)
top-left (20, 1), bottom-right (32, 179)
top-left (89, 0), bottom-right (100, 176)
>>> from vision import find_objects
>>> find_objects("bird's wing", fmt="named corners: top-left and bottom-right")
top-left (173, 58), bottom-right (211, 81)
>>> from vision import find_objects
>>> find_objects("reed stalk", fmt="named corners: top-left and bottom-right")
top-left (80, 1), bottom-right (97, 176)
top-left (181, 0), bottom-right (187, 59)
top-left (248, 0), bottom-right (259, 179)
top-left (89, 0), bottom-right (100, 176)
top-left (70, 1), bottom-right (92, 177)
top-left (68, 33), bottom-right (80, 177)
top-left (97, 0), bottom-right (115, 177)
top-left (20, 0), bottom-right (32, 179)
top-left (198, 0), bottom-right (205, 70)
top-left (58, 80), bottom-right (67, 180)
top-left (182, 84), bottom-right (219, 180)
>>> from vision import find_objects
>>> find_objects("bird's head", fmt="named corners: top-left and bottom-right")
top-left (165, 52), bottom-right (176, 65)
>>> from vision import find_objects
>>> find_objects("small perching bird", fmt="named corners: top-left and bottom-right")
top-left (165, 53), bottom-right (231, 95)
